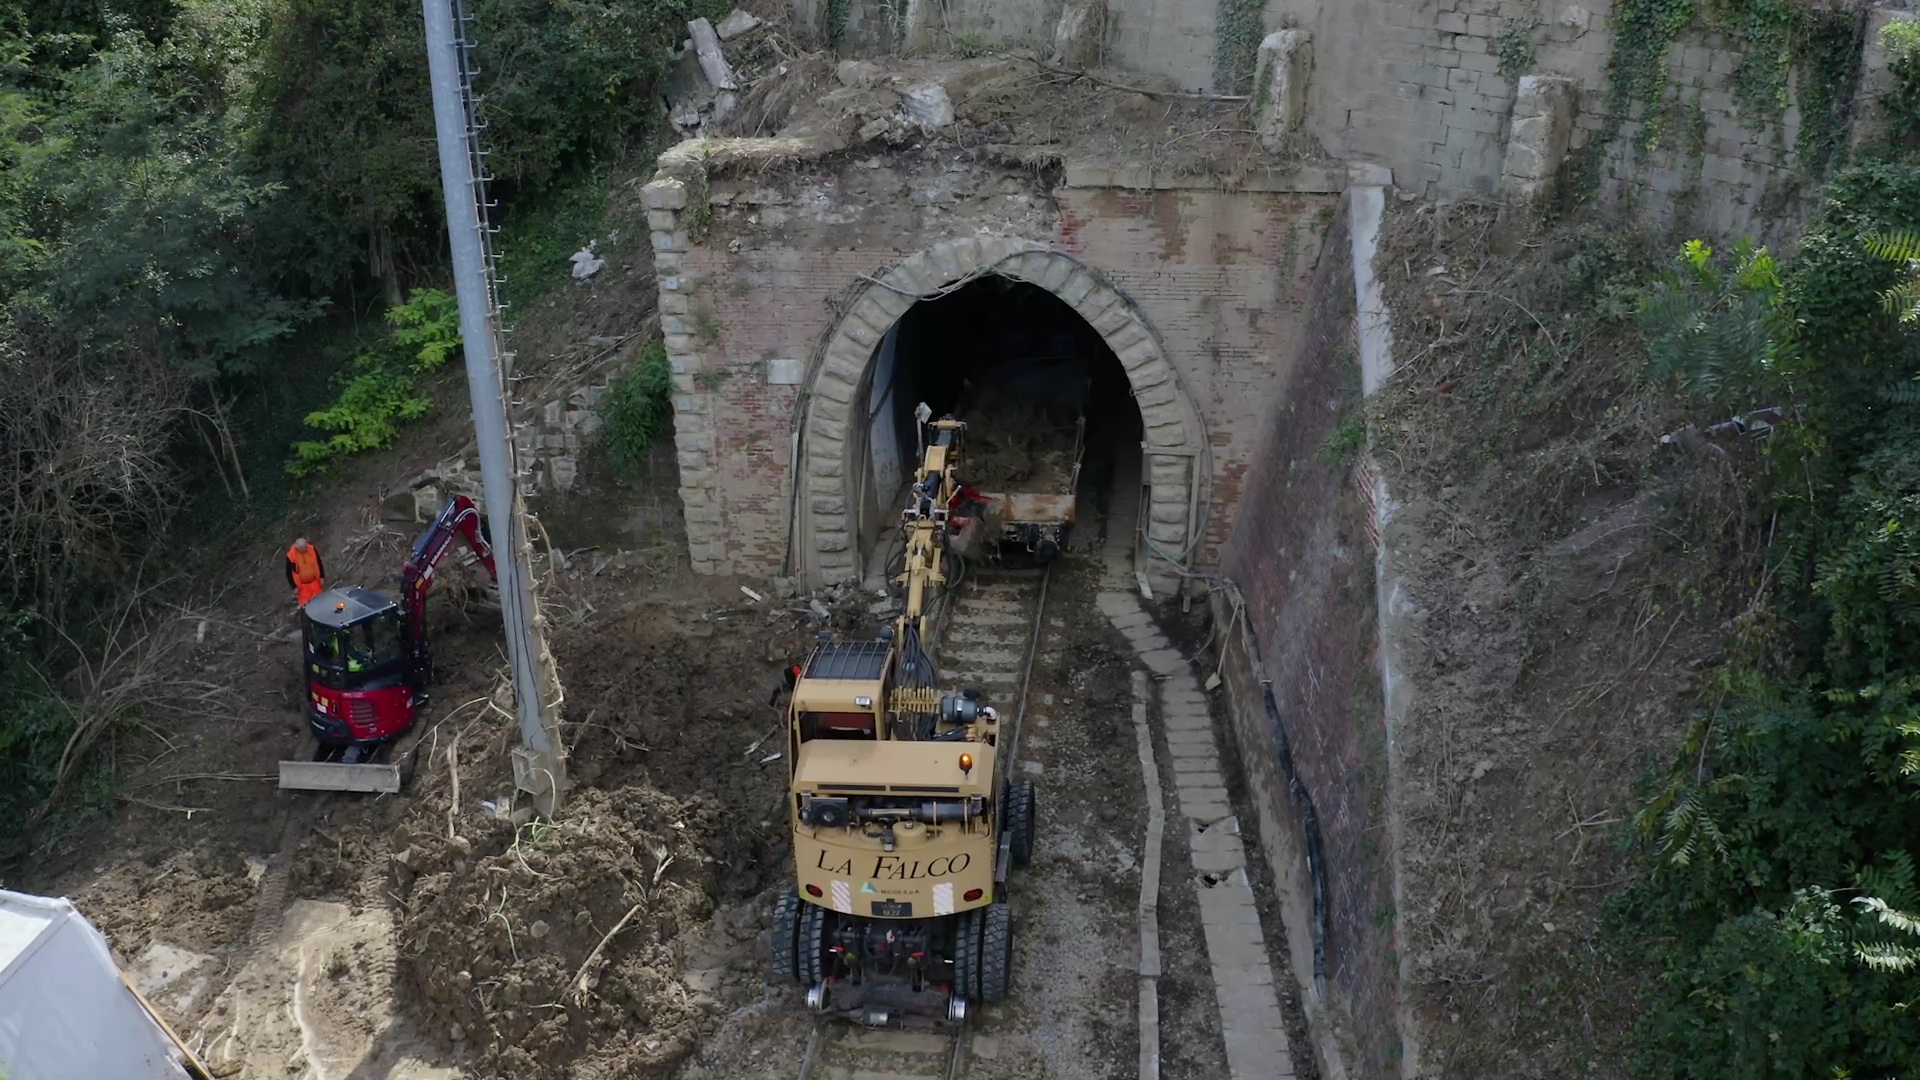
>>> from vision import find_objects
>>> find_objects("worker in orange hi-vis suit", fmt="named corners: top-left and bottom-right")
top-left (286, 538), bottom-right (326, 609)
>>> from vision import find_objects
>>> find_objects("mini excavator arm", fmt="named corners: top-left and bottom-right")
top-left (399, 494), bottom-right (496, 672)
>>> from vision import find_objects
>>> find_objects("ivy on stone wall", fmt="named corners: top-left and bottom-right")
top-left (1719, 0), bottom-right (1803, 122)
top-left (1882, 19), bottom-right (1920, 144)
top-left (826, 0), bottom-right (851, 45)
top-left (1497, 20), bottom-right (1537, 82)
top-left (1793, 7), bottom-right (1869, 173)
top-left (1599, 0), bottom-right (1866, 181)
top-left (1604, 0), bottom-right (1699, 146)
top-left (1213, 0), bottom-right (1266, 95)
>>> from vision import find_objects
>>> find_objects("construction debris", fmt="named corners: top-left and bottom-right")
top-left (715, 8), bottom-right (761, 40)
top-left (902, 83), bottom-right (955, 128)
top-left (570, 247), bottom-right (606, 280)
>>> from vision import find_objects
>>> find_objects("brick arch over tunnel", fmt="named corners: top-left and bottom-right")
top-left (798, 236), bottom-right (1211, 584)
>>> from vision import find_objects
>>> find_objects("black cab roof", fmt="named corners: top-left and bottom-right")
top-left (304, 586), bottom-right (398, 629)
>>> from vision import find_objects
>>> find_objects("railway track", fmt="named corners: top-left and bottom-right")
top-left (796, 564), bottom-right (1052, 1080)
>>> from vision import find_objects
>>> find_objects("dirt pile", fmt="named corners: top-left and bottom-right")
top-left (393, 786), bottom-right (729, 1078)
top-left (733, 49), bottom-right (1315, 183)
top-left (964, 399), bottom-right (1077, 492)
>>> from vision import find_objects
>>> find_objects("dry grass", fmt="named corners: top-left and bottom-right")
top-left (674, 48), bottom-right (1329, 189)
top-left (1370, 201), bottom-right (1772, 1078)
top-left (28, 580), bottom-right (250, 830)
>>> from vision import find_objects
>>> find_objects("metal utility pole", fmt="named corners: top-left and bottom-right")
top-left (422, 0), bottom-right (566, 816)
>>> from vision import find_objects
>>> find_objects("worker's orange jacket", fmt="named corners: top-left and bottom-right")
top-left (286, 544), bottom-right (325, 607)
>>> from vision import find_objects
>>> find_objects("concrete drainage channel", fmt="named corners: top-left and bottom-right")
top-left (1100, 585), bottom-right (1298, 1080)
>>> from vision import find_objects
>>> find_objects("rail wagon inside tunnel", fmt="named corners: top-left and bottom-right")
top-left (848, 274), bottom-right (1145, 583)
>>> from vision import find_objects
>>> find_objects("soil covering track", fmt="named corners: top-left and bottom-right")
top-left (797, 1022), bottom-right (967, 1080)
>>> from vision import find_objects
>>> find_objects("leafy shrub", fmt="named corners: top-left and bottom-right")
top-left (289, 288), bottom-right (460, 476)
top-left (1316, 414), bottom-right (1366, 465)
top-left (1625, 161), bottom-right (1920, 1079)
top-left (1635, 885), bottom-right (1920, 1080)
top-left (1637, 238), bottom-right (1783, 408)
top-left (600, 339), bottom-right (673, 477)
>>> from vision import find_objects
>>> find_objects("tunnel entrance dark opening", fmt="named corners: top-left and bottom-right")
top-left (852, 274), bottom-right (1144, 580)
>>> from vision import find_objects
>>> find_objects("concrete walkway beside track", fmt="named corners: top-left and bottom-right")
top-left (1098, 577), bottom-right (1295, 1080)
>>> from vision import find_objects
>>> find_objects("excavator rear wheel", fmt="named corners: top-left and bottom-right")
top-left (980, 900), bottom-right (1013, 1004)
top-left (951, 906), bottom-right (984, 1000)
top-left (799, 900), bottom-right (830, 987)
top-left (770, 890), bottom-right (804, 985)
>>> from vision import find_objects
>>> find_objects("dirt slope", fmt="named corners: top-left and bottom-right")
top-left (1370, 202), bottom-right (1767, 1077)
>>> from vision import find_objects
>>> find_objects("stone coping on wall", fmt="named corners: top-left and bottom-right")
top-left (1060, 161), bottom-right (1348, 193)
top-left (653, 133), bottom-right (1353, 195)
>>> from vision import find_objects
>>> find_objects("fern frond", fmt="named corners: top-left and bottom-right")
top-left (1866, 229), bottom-right (1920, 263)
top-left (1855, 941), bottom-right (1920, 973)
top-left (1882, 278), bottom-right (1920, 323)
top-left (1879, 379), bottom-right (1920, 405)
top-left (1855, 895), bottom-right (1920, 935)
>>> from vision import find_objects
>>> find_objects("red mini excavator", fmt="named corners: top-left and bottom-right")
top-left (277, 494), bottom-right (497, 794)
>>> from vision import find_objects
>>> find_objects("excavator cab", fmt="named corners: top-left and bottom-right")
top-left (302, 586), bottom-right (415, 748)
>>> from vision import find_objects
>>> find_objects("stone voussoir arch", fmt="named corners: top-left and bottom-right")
top-left (800, 234), bottom-right (1210, 583)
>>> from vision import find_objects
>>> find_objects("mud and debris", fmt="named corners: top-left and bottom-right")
top-left (963, 399), bottom-right (1079, 493)
top-left (658, 34), bottom-right (1337, 193)
top-left (394, 788), bottom-right (727, 1077)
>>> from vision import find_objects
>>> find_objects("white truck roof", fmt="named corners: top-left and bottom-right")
top-left (0, 889), bottom-right (194, 1080)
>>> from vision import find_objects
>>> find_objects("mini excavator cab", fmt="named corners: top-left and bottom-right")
top-left (302, 586), bottom-right (416, 749)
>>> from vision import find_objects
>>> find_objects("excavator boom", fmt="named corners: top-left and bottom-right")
top-left (893, 416), bottom-right (967, 691)
top-left (400, 493), bottom-right (497, 671)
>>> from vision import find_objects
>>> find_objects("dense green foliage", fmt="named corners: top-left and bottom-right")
top-left (600, 338), bottom-right (673, 477)
top-left (1885, 20), bottom-right (1920, 147)
top-left (1626, 161), bottom-right (1920, 1077)
top-left (0, 608), bottom-right (76, 832)
top-left (250, 0), bottom-right (718, 295)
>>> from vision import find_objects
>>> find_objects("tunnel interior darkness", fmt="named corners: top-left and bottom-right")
top-left (854, 275), bottom-right (1143, 559)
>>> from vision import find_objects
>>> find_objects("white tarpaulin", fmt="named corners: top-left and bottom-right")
top-left (0, 890), bottom-right (192, 1080)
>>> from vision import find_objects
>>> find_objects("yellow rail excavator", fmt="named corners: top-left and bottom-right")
top-left (768, 408), bottom-right (1037, 1027)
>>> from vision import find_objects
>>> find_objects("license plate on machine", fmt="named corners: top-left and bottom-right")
top-left (871, 900), bottom-right (912, 917)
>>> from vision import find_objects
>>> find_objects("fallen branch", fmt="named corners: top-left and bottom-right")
top-left (447, 741), bottom-right (461, 841)
top-left (1035, 60), bottom-right (1249, 102)
top-left (141, 772), bottom-right (273, 789)
top-left (571, 903), bottom-right (644, 999)
top-left (118, 795), bottom-right (212, 818)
